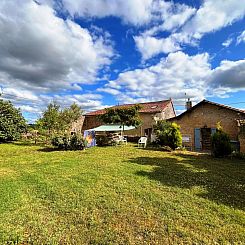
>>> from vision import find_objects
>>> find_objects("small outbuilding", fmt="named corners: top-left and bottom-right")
top-left (170, 99), bottom-right (245, 152)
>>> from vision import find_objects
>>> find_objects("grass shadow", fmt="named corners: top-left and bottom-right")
top-left (11, 141), bottom-right (46, 147)
top-left (128, 154), bottom-right (245, 210)
top-left (37, 147), bottom-right (88, 152)
top-left (37, 147), bottom-right (62, 152)
top-left (136, 146), bottom-right (171, 152)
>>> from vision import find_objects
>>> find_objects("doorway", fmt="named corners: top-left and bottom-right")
top-left (201, 127), bottom-right (211, 151)
top-left (144, 128), bottom-right (152, 138)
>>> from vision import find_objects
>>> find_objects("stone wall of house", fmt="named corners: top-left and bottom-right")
top-left (171, 103), bottom-right (245, 151)
top-left (239, 135), bottom-right (245, 153)
top-left (163, 101), bottom-right (176, 119)
top-left (126, 113), bottom-right (155, 136)
top-left (70, 116), bottom-right (85, 133)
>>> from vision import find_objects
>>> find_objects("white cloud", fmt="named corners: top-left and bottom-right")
top-left (134, 36), bottom-right (181, 60)
top-left (101, 52), bottom-right (245, 104)
top-left (237, 30), bottom-right (245, 44)
top-left (18, 105), bottom-right (42, 114)
top-left (0, 0), bottom-right (114, 91)
top-left (209, 60), bottom-right (245, 89)
top-left (61, 0), bottom-right (153, 25)
top-left (0, 0), bottom-right (115, 121)
top-left (50, 93), bottom-right (105, 111)
top-left (63, 0), bottom-right (196, 60)
top-left (1, 0), bottom-right (244, 120)
top-left (182, 0), bottom-right (245, 39)
top-left (222, 38), bottom-right (233, 47)
top-left (60, 0), bottom-right (196, 30)
top-left (142, 2), bottom-right (196, 36)
top-left (2, 87), bottom-right (39, 102)
top-left (97, 87), bottom-right (121, 95)
top-left (1, 87), bottom-right (106, 121)
top-left (161, 4), bottom-right (196, 31)
top-left (104, 51), bottom-right (211, 103)
top-left (134, 0), bottom-right (245, 59)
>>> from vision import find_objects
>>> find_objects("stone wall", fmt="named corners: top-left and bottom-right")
top-left (239, 135), bottom-right (245, 153)
top-left (70, 116), bottom-right (85, 133)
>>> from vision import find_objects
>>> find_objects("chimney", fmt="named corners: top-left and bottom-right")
top-left (186, 98), bottom-right (192, 110)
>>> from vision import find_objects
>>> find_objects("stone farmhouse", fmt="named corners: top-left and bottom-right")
top-left (72, 98), bottom-right (245, 153)
top-left (169, 99), bottom-right (245, 152)
top-left (82, 99), bottom-right (176, 137)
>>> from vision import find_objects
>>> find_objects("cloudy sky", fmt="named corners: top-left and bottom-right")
top-left (0, 0), bottom-right (245, 122)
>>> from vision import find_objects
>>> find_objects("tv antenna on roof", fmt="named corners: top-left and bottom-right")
top-left (184, 92), bottom-right (188, 102)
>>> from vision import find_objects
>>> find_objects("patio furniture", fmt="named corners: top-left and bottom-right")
top-left (112, 135), bottom-right (127, 145)
top-left (138, 137), bottom-right (147, 148)
top-left (119, 135), bottom-right (127, 145)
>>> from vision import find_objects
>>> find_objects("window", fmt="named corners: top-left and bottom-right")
top-left (144, 128), bottom-right (152, 137)
top-left (182, 136), bottom-right (191, 142)
top-left (240, 124), bottom-right (245, 134)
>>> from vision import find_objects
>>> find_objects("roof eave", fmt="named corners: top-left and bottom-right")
top-left (170, 99), bottom-right (245, 120)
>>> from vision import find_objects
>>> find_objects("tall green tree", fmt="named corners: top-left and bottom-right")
top-left (0, 99), bottom-right (27, 142)
top-left (37, 102), bottom-right (83, 136)
top-left (99, 105), bottom-right (142, 133)
top-left (37, 102), bottom-right (61, 135)
top-left (61, 103), bottom-right (83, 130)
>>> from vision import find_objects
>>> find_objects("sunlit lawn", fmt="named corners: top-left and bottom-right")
top-left (0, 142), bottom-right (244, 244)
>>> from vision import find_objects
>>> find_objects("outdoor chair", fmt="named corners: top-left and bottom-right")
top-left (138, 136), bottom-right (147, 148)
top-left (112, 135), bottom-right (127, 146)
top-left (118, 135), bottom-right (127, 145)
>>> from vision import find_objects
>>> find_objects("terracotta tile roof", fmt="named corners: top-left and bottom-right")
top-left (170, 99), bottom-right (245, 120)
top-left (85, 99), bottom-right (172, 116)
top-left (203, 100), bottom-right (245, 114)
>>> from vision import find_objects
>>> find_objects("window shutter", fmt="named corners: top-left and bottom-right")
top-left (194, 128), bottom-right (201, 151)
top-left (211, 128), bottom-right (216, 135)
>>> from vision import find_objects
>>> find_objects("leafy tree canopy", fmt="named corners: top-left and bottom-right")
top-left (99, 105), bottom-right (142, 129)
top-left (37, 102), bottom-right (83, 134)
top-left (37, 102), bottom-right (60, 132)
top-left (0, 99), bottom-right (27, 142)
top-left (61, 103), bottom-right (83, 128)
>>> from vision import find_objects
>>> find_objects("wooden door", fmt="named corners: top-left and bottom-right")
top-left (201, 128), bottom-right (211, 151)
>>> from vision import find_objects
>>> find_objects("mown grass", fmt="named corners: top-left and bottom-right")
top-left (0, 142), bottom-right (244, 244)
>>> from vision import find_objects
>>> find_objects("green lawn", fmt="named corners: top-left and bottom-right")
top-left (0, 143), bottom-right (244, 244)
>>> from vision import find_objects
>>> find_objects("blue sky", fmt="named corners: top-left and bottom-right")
top-left (0, 0), bottom-right (244, 122)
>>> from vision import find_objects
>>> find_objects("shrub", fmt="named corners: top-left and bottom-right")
top-left (231, 152), bottom-right (245, 160)
top-left (70, 133), bottom-right (87, 150)
top-left (153, 121), bottom-right (182, 150)
top-left (51, 135), bottom-right (64, 149)
top-left (211, 130), bottom-right (232, 157)
top-left (51, 133), bottom-right (86, 150)
top-left (96, 135), bottom-right (110, 147)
